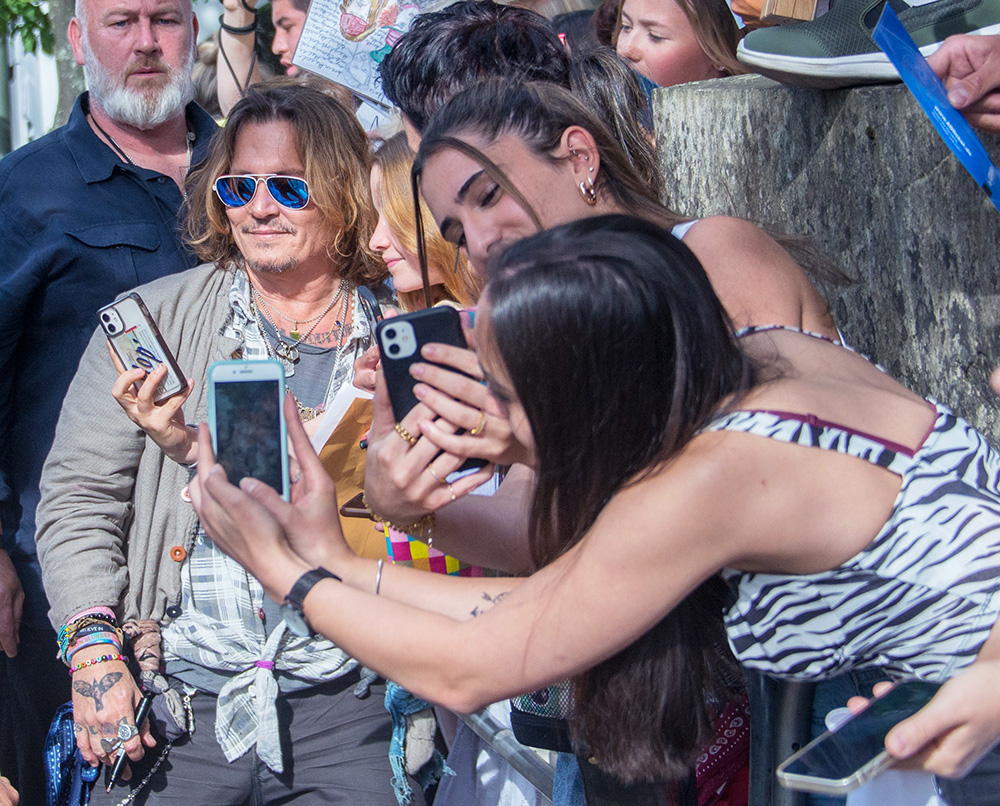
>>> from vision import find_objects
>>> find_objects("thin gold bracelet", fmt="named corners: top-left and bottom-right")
top-left (361, 493), bottom-right (436, 539)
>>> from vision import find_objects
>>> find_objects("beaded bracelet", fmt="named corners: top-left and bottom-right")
top-left (68, 653), bottom-right (127, 675)
top-left (361, 494), bottom-right (436, 539)
top-left (58, 614), bottom-right (123, 665)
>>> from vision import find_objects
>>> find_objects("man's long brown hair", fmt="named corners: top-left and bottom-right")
top-left (185, 77), bottom-right (384, 287)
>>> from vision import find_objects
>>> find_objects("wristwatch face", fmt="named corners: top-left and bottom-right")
top-left (280, 601), bottom-right (312, 637)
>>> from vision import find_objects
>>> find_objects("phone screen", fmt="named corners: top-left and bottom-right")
top-left (213, 378), bottom-right (284, 491)
top-left (781, 681), bottom-right (939, 784)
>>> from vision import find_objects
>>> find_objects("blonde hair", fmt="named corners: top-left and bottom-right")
top-left (185, 77), bottom-right (385, 288)
top-left (373, 133), bottom-right (482, 310)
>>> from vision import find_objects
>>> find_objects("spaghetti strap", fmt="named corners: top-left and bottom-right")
top-left (702, 407), bottom-right (938, 476)
top-left (734, 323), bottom-right (841, 344)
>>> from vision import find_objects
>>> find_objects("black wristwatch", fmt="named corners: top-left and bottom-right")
top-left (281, 567), bottom-right (340, 637)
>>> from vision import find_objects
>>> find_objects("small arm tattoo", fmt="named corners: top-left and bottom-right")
top-left (470, 590), bottom-right (510, 618)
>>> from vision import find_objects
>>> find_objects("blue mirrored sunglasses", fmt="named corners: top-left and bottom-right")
top-left (213, 174), bottom-right (310, 210)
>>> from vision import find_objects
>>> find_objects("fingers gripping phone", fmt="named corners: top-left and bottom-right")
top-left (98, 293), bottom-right (186, 404)
top-left (207, 360), bottom-right (290, 500)
top-left (376, 307), bottom-right (487, 473)
top-left (776, 680), bottom-right (940, 795)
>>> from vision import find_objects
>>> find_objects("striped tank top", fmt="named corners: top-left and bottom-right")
top-left (706, 328), bottom-right (1000, 683)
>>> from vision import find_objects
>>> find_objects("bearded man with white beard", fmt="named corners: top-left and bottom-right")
top-left (0, 2), bottom-right (217, 800)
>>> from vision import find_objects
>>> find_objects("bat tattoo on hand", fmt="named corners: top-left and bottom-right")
top-left (73, 671), bottom-right (124, 711)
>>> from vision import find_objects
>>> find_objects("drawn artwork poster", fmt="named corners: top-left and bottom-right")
top-left (292, 0), bottom-right (451, 107)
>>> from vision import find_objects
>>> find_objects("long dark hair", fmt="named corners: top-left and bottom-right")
top-left (486, 215), bottom-right (753, 781)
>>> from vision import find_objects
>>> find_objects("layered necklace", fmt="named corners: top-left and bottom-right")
top-left (251, 279), bottom-right (347, 365)
top-left (249, 280), bottom-right (353, 421)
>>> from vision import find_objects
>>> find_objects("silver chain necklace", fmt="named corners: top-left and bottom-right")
top-left (251, 279), bottom-right (346, 364)
top-left (250, 287), bottom-right (353, 421)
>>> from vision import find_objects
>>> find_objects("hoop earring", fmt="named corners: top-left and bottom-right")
top-left (579, 176), bottom-right (597, 205)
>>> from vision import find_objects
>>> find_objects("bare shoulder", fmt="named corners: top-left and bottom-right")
top-left (589, 429), bottom-right (762, 566)
top-left (682, 216), bottom-right (793, 271)
top-left (680, 216), bottom-right (837, 335)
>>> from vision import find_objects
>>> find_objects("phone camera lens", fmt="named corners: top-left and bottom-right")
top-left (106, 324), bottom-right (117, 333)
top-left (388, 343), bottom-right (400, 356)
top-left (385, 327), bottom-right (396, 339)
top-left (101, 313), bottom-right (111, 321)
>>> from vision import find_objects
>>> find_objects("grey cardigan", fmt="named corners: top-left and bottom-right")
top-left (37, 262), bottom-right (241, 628)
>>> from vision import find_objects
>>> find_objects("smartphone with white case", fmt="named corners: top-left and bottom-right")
top-left (207, 360), bottom-right (290, 500)
top-left (776, 680), bottom-right (940, 796)
top-left (98, 292), bottom-right (186, 404)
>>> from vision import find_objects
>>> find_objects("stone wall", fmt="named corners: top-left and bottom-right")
top-left (654, 74), bottom-right (1000, 442)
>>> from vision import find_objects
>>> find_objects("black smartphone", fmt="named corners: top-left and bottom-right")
top-left (207, 360), bottom-right (290, 500)
top-left (358, 285), bottom-right (384, 334)
top-left (98, 292), bottom-right (186, 404)
top-left (376, 307), bottom-right (487, 472)
top-left (776, 680), bottom-right (940, 795)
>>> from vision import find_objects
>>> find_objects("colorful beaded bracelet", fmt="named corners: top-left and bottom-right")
top-left (58, 614), bottom-right (123, 666)
top-left (68, 634), bottom-right (123, 658)
top-left (68, 653), bottom-right (127, 675)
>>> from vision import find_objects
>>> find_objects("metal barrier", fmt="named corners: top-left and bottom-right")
top-left (460, 710), bottom-right (557, 804)
top-left (747, 672), bottom-right (815, 806)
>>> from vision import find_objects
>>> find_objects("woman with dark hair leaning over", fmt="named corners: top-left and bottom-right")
top-left (360, 80), bottom-right (844, 576)
top-left (192, 215), bottom-right (1000, 804)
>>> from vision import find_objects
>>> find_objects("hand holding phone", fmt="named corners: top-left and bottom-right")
top-left (207, 360), bottom-right (290, 500)
top-left (376, 307), bottom-right (487, 474)
top-left (777, 680), bottom-right (940, 795)
top-left (99, 293), bottom-right (186, 404)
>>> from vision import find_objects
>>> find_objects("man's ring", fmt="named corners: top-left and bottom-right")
top-left (470, 411), bottom-right (487, 437)
top-left (101, 737), bottom-right (122, 754)
top-left (117, 723), bottom-right (139, 742)
top-left (394, 423), bottom-right (418, 446)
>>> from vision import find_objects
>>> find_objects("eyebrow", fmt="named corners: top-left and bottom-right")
top-left (455, 170), bottom-right (486, 205)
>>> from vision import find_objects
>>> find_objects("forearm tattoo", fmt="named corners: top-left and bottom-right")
top-left (470, 590), bottom-right (510, 618)
top-left (73, 671), bottom-right (123, 712)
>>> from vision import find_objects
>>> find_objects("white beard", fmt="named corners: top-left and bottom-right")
top-left (81, 33), bottom-right (195, 130)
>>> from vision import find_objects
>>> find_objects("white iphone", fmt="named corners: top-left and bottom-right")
top-left (207, 360), bottom-right (290, 500)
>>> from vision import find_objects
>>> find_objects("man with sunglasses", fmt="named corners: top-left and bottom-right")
top-left (0, 0), bottom-right (217, 800)
top-left (35, 81), bottom-right (411, 806)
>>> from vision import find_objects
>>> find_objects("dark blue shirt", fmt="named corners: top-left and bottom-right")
top-left (0, 93), bottom-right (218, 625)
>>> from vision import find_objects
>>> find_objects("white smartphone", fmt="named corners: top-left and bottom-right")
top-left (207, 360), bottom-right (290, 500)
top-left (98, 292), bottom-right (186, 404)
top-left (776, 680), bottom-right (940, 795)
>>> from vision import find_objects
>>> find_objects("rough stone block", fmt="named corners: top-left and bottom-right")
top-left (654, 74), bottom-right (1000, 441)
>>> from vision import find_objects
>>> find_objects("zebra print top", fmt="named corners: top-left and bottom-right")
top-left (705, 402), bottom-right (1000, 684)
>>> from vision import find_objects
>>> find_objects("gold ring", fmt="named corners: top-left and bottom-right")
top-left (428, 467), bottom-right (444, 484)
top-left (469, 411), bottom-right (487, 437)
top-left (448, 483), bottom-right (457, 502)
top-left (394, 422), bottom-right (418, 446)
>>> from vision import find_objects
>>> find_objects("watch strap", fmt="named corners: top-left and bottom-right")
top-left (284, 567), bottom-right (341, 610)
